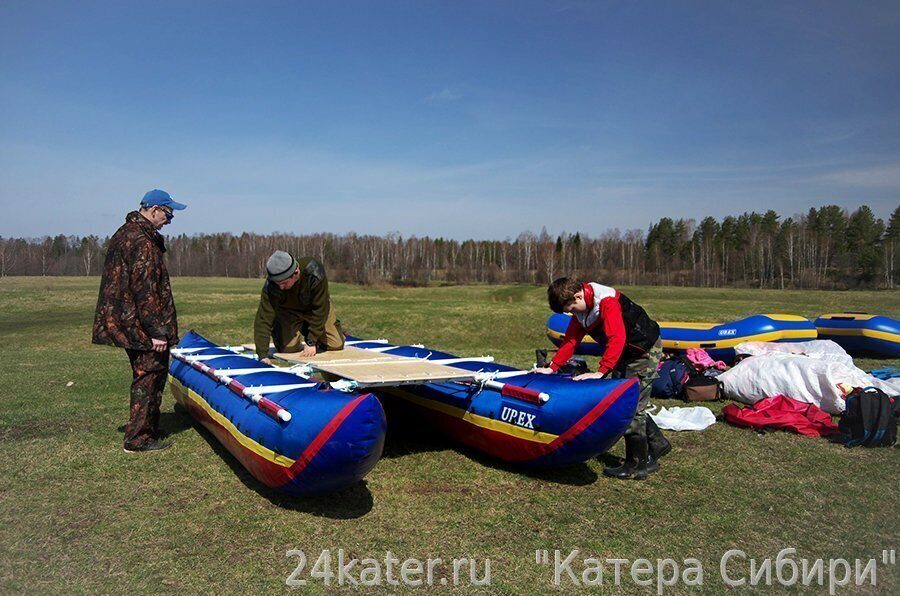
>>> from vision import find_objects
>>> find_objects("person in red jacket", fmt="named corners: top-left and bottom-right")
top-left (535, 277), bottom-right (669, 479)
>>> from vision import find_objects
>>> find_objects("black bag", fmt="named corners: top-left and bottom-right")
top-left (535, 349), bottom-right (588, 376)
top-left (839, 387), bottom-right (898, 447)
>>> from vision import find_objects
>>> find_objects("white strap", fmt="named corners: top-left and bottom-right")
top-left (211, 368), bottom-right (280, 376)
top-left (171, 347), bottom-right (208, 354)
top-left (473, 369), bottom-right (532, 382)
top-left (172, 346), bottom-right (244, 355)
top-left (330, 379), bottom-right (359, 392)
top-left (186, 353), bottom-right (258, 362)
top-left (365, 344), bottom-right (425, 353)
top-left (243, 383), bottom-right (318, 395)
top-left (424, 356), bottom-right (494, 365)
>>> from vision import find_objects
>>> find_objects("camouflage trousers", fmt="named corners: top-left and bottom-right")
top-left (609, 339), bottom-right (663, 439)
top-left (273, 302), bottom-right (345, 353)
top-left (123, 348), bottom-right (170, 449)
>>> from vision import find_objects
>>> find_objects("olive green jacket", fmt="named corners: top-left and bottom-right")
top-left (253, 257), bottom-right (331, 358)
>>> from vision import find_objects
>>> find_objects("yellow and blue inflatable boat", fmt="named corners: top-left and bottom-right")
top-left (345, 338), bottom-right (641, 468)
top-left (169, 331), bottom-right (386, 496)
top-left (813, 313), bottom-right (900, 358)
top-left (547, 313), bottom-right (817, 362)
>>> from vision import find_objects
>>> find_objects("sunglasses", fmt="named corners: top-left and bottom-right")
top-left (156, 206), bottom-right (174, 222)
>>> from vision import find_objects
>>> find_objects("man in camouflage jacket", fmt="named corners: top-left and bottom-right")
top-left (92, 189), bottom-right (187, 452)
top-left (254, 251), bottom-right (344, 363)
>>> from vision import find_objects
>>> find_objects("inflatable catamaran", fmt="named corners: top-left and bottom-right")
top-left (547, 313), bottom-right (817, 362)
top-left (278, 338), bottom-right (641, 468)
top-left (169, 331), bottom-right (386, 496)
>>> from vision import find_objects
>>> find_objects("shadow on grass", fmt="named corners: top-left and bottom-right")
top-left (158, 411), bottom-right (194, 439)
top-left (380, 403), bottom-right (456, 459)
top-left (381, 400), bottom-right (600, 486)
top-left (179, 408), bottom-right (375, 519)
top-left (116, 411), bottom-right (194, 439)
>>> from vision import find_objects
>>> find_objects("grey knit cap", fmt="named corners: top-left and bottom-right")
top-left (266, 251), bottom-right (297, 282)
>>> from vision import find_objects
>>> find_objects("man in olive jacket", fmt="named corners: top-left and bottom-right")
top-left (254, 251), bottom-right (344, 364)
top-left (92, 189), bottom-right (186, 452)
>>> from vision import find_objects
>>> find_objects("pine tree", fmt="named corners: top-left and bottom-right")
top-left (846, 205), bottom-right (885, 286)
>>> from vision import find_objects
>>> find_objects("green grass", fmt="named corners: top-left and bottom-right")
top-left (1, 277), bottom-right (898, 593)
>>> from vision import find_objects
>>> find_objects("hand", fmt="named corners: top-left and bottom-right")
top-left (298, 344), bottom-right (317, 358)
top-left (573, 372), bottom-right (607, 382)
top-left (260, 357), bottom-right (272, 366)
top-left (151, 338), bottom-right (168, 352)
top-left (532, 367), bottom-right (555, 375)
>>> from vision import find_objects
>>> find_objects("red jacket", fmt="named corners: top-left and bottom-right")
top-left (551, 282), bottom-right (659, 374)
top-left (723, 395), bottom-right (839, 437)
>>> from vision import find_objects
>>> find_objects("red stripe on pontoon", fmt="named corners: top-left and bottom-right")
top-left (543, 377), bottom-right (637, 453)
top-left (285, 394), bottom-right (370, 479)
top-left (174, 383), bottom-right (369, 488)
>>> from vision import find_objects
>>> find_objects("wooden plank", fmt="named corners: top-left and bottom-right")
top-left (274, 346), bottom-right (398, 365)
top-left (271, 345), bottom-right (480, 386)
top-left (312, 360), bottom-right (475, 385)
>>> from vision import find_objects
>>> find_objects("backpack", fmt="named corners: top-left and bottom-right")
top-left (651, 358), bottom-right (690, 398)
top-left (839, 387), bottom-right (898, 447)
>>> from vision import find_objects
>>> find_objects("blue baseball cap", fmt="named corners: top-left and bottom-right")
top-left (140, 189), bottom-right (187, 211)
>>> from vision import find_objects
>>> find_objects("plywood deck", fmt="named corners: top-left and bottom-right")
top-left (273, 346), bottom-right (476, 386)
top-left (274, 346), bottom-right (397, 364)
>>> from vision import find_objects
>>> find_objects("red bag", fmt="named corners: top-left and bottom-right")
top-left (722, 395), bottom-right (839, 437)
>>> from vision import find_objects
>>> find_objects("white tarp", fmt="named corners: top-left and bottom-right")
top-left (648, 406), bottom-right (717, 431)
top-left (881, 377), bottom-right (900, 394)
top-left (734, 339), bottom-right (854, 366)
top-left (718, 351), bottom-right (899, 415)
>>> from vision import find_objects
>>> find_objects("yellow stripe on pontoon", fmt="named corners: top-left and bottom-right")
top-left (764, 314), bottom-right (812, 322)
top-left (169, 376), bottom-right (295, 467)
top-left (816, 327), bottom-right (900, 342)
top-left (382, 387), bottom-right (558, 444)
top-left (657, 322), bottom-right (717, 330)
top-left (818, 313), bottom-right (877, 321)
top-left (661, 330), bottom-right (817, 349)
top-left (547, 328), bottom-right (818, 349)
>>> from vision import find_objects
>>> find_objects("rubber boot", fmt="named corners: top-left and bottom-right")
top-left (603, 435), bottom-right (640, 479)
top-left (646, 416), bottom-right (671, 460)
top-left (604, 434), bottom-right (653, 480)
top-left (631, 434), bottom-right (654, 479)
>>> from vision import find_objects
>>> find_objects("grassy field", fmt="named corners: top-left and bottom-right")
top-left (1, 277), bottom-right (898, 593)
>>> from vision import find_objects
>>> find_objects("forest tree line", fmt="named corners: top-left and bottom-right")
top-left (2, 204), bottom-right (898, 289)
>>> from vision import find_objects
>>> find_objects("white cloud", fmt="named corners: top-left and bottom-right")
top-left (426, 88), bottom-right (463, 102)
top-left (811, 163), bottom-right (900, 189)
top-left (2, 139), bottom-right (898, 239)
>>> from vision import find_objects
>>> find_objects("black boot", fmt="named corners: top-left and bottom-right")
top-left (646, 417), bottom-right (671, 460)
top-left (604, 434), bottom-right (654, 480)
top-left (630, 434), bottom-right (654, 480)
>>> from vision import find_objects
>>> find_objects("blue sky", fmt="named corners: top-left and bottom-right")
top-left (1, 0), bottom-right (898, 239)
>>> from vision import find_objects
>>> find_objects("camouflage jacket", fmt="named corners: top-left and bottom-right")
top-left (253, 256), bottom-right (330, 357)
top-left (92, 211), bottom-right (178, 350)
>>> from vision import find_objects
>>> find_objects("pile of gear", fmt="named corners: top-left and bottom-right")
top-left (645, 340), bottom-right (898, 448)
